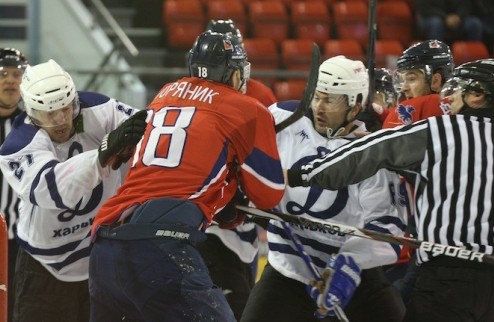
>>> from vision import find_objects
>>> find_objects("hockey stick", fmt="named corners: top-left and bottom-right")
top-left (366, 0), bottom-right (377, 110)
top-left (275, 43), bottom-right (320, 133)
top-left (280, 221), bottom-right (348, 321)
top-left (237, 205), bottom-right (494, 266)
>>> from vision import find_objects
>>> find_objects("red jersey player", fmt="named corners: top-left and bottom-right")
top-left (88, 31), bottom-right (285, 322)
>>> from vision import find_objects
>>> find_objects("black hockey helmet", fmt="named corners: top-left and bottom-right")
top-left (205, 19), bottom-right (243, 43)
top-left (397, 40), bottom-right (454, 85)
top-left (0, 47), bottom-right (28, 69)
top-left (374, 68), bottom-right (397, 106)
top-left (188, 31), bottom-right (250, 86)
top-left (443, 58), bottom-right (494, 103)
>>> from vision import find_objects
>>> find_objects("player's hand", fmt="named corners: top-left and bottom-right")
top-left (213, 189), bottom-right (249, 229)
top-left (98, 109), bottom-right (147, 169)
top-left (307, 254), bottom-right (361, 318)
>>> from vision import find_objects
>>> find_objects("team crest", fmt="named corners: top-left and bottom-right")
top-left (223, 39), bottom-right (233, 51)
top-left (397, 104), bottom-right (415, 124)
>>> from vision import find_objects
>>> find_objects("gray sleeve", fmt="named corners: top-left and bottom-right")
top-left (287, 122), bottom-right (429, 190)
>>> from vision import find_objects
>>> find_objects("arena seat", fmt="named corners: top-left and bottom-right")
top-left (281, 39), bottom-right (315, 71)
top-left (163, 0), bottom-right (206, 50)
top-left (374, 39), bottom-right (404, 68)
top-left (324, 39), bottom-right (365, 61)
top-left (206, 0), bottom-right (247, 35)
top-left (452, 41), bottom-right (490, 66)
top-left (248, 1), bottom-right (289, 47)
top-left (273, 79), bottom-right (307, 101)
top-left (377, 1), bottom-right (413, 47)
top-left (332, 1), bottom-right (368, 48)
top-left (243, 37), bottom-right (280, 85)
top-left (290, 1), bottom-right (331, 48)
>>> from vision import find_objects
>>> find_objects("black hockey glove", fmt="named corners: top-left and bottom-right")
top-left (213, 188), bottom-right (249, 229)
top-left (98, 109), bottom-right (147, 170)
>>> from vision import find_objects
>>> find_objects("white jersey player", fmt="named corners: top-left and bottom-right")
top-left (242, 56), bottom-right (407, 322)
top-left (0, 59), bottom-right (147, 322)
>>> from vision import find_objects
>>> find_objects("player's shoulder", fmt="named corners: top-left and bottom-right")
top-left (78, 91), bottom-right (111, 109)
top-left (0, 112), bottom-right (39, 156)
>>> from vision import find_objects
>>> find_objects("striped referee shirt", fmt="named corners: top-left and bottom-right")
top-left (0, 108), bottom-right (21, 240)
top-left (287, 114), bottom-right (494, 264)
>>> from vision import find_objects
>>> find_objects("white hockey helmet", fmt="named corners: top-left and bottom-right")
top-left (316, 55), bottom-right (369, 108)
top-left (20, 59), bottom-right (79, 126)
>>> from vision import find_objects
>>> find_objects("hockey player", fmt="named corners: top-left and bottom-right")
top-left (196, 18), bottom-right (278, 320)
top-left (382, 39), bottom-right (455, 305)
top-left (357, 67), bottom-right (398, 133)
top-left (286, 58), bottom-right (494, 322)
top-left (383, 39), bottom-right (454, 128)
top-left (241, 56), bottom-right (406, 322)
top-left (88, 31), bottom-right (285, 322)
top-left (0, 47), bottom-right (27, 322)
top-left (0, 59), bottom-right (147, 322)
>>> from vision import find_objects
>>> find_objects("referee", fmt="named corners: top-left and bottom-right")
top-left (286, 58), bottom-right (494, 322)
top-left (0, 48), bottom-right (27, 322)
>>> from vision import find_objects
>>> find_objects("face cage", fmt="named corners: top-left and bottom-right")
top-left (440, 77), bottom-right (490, 100)
top-left (239, 62), bottom-right (251, 93)
top-left (29, 97), bottom-right (80, 128)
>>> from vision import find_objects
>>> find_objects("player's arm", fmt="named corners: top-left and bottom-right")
top-left (238, 106), bottom-right (285, 209)
top-left (286, 120), bottom-right (429, 189)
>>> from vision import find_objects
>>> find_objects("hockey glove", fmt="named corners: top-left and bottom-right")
top-left (213, 188), bottom-right (248, 229)
top-left (307, 254), bottom-right (361, 318)
top-left (98, 109), bottom-right (147, 170)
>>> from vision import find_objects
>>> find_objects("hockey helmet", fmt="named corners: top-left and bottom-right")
top-left (316, 55), bottom-right (369, 108)
top-left (374, 68), bottom-right (397, 106)
top-left (20, 59), bottom-right (80, 127)
top-left (205, 19), bottom-right (243, 44)
top-left (0, 48), bottom-right (28, 69)
top-left (396, 40), bottom-right (454, 85)
top-left (188, 31), bottom-right (250, 89)
top-left (441, 58), bottom-right (494, 105)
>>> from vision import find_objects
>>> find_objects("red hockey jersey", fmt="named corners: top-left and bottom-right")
top-left (93, 77), bottom-right (285, 233)
top-left (383, 94), bottom-right (448, 128)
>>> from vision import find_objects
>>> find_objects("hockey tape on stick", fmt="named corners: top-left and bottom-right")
top-left (280, 221), bottom-right (349, 321)
top-left (275, 43), bottom-right (320, 133)
top-left (237, 205), bottom-right (494, 266)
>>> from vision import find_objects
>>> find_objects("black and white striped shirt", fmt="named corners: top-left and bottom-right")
top-left (0, 108), bottom-right (21, 239)
top-left (287, 114), bottom-right (494, 264)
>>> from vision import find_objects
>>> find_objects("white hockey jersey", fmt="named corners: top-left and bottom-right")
top-left (268, 101), bottom-right (407, 285)
top-left (0, 92), bottom-right (139, 281)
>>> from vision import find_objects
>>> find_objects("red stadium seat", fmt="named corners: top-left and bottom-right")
top-left (377, 2), bottom-right (413, 47)
top-left (273, 79), bottom-right (307, 101)
top-left (332, 2), bottom-right (368, 48)
top-left (163, 0), bottom-right (206, 50)
top-left (324, 39), bottom-right (365, 61)
top-left (452, 41), bottom-right (490, 66)
top-left (281, 39), bottom-right (314, 71)
top-left (374, 40), bottom-right (404, 68)
top-left (290, 1), bottom-right (331, 48)
top-left (248, 1), bottom-right (289, 47)
top-left (243, 38), bottom-right (280, 85)
top-left (206, 1), bottom-right (247, 35)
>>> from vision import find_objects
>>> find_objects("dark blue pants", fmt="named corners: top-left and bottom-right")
top-left (89, 238), bottom-right (236, 322)
top-left (89, 198), bottom-right (236, 322)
